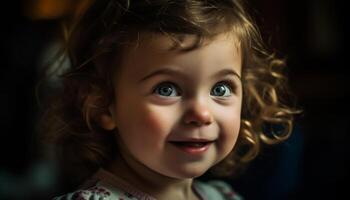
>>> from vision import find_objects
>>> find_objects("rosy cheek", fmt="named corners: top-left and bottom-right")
top-left (140, 106), bottom-right (172, 138)
top-left (220, 114), bottom-right (241, 154)
top-left (144, 112), bottom-right (164, 133)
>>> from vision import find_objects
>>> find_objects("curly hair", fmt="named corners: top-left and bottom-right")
top-left (39, 0), bottom-right (299, 183)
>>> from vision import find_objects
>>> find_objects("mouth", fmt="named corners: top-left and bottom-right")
top-left (169, 140), bottom-right (215, 154)
top-left (169, 141), bottom-right (213, 147)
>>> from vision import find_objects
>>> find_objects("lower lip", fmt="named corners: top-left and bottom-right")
top-left (171, 142), bottom-right (212, 155)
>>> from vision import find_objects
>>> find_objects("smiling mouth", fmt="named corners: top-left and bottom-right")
top-left (169, 140), bottom-right (215, 154)
top-left (169, 141), bottom-right (213, 147)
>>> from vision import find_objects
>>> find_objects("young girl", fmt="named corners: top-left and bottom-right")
top-left (40, 0), bottom-right (299, 199)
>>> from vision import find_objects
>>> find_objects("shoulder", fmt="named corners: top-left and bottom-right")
top-left (194, 180), bottom-right (243, 200)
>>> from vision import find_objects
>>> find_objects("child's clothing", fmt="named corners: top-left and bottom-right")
top-left (53, 168), bottom-right (243, 200)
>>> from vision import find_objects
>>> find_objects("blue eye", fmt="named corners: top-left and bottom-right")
top-left (154, 82), bottom-right (180, 97)
top-left (211, 82), bottom-right (233, 97)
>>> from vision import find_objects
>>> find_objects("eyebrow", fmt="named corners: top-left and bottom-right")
top-left (138, 68), bottom-right (241, 83)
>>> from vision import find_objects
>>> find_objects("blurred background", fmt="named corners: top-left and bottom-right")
top-left (0, 0), bottom-right (348, 199)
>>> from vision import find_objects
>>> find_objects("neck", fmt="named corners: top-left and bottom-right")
top-left (106, 152), bottom-right (199, 200)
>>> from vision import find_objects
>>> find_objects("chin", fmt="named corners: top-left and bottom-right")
top-left (169, 166), bottom-right (210, 179)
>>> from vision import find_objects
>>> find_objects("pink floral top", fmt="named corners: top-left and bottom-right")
top-left (53, 168), bottom-right (243, 200)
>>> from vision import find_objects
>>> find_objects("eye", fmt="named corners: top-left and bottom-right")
top-left (210, 81), bottom-right (233, 97)
top-left (153, 82), bottom-right (181, 97)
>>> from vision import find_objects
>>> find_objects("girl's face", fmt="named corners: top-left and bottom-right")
top-left (103, 32), bottom-right (242, 179)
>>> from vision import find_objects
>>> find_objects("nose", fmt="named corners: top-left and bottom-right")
top-left (183, 100), bottom-right (213, 126)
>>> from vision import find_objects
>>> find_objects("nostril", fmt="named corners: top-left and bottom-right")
top-left (188, 121), bottom-right (202, 126)
top-left (184, 115), bottom-right (213, 126)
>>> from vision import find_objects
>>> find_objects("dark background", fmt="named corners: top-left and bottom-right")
top-left (1, 0), bottom-right (348, 199)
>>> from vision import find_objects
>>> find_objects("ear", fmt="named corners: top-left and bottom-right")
top-left (99, 105), bottom-right (117, 131)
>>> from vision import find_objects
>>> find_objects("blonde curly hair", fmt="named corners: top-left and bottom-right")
top-left (39, 0), bottom-right (300, 183)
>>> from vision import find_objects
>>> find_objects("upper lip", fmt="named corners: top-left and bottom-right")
top-left (169, 138), bottom-right (215, 142)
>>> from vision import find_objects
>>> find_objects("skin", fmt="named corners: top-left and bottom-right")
top-left (99, 32), bottom-right (243, 199)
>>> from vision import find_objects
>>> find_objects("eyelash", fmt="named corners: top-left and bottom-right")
top-left (215, 80), bottom-right (237, 94)
top-left (152, 80), bottom-right (237, 97)
top-left (152, 81), bottom-right (182, 97)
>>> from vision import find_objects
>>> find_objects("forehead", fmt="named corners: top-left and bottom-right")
top-left (130, 32), bottom-right (240, 53)
top-left (117, 32), bottom-right (242, 80)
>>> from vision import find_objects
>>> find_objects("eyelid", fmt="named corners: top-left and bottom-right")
top-left (150, 79), bottom-right (238, 98)
top-left (152, 81), bottom-right (182, 96)
top-left (216, 79), bottom-right (237, 93)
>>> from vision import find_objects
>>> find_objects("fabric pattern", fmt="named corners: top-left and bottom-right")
top-left (53, 169), bottom-right (243, 200)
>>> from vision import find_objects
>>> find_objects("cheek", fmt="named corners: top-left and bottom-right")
top-left (120, 103), bottom-right (178, 141)
top-left (223, 115), bottom-right (241, 143)
top-left (141, 107), bottom-right (170, 137)
top-left (217, 106), bottom-right (241, 153)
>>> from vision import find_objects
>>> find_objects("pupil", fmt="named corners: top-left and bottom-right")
top-left (215, 86), bottom-right (224, 95)
top-left (161, 87), bottom-right (171, 95)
